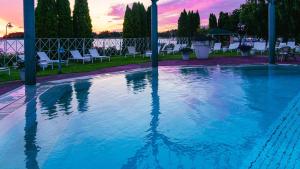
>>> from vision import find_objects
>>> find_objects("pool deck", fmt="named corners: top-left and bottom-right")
top-left (1, 56), bottom-right (300, 96)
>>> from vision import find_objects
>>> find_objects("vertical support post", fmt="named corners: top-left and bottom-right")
top-left (24, 0), bottom-right (36, 85)
top-left (151, 0), bottom-right (158, 67)
top-left (58, 39), bottom-right (62, 74)
top-left (268, 0), bottom-right (276, 64)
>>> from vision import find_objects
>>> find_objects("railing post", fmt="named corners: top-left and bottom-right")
top-left (83, 39), bottom-right (86, 54)
top-left (151, 0), bottom-right (158, 67)
top-left (268, 0), bottom-right (276, 64)
top-left (23, 0), bottom-right (36, 85)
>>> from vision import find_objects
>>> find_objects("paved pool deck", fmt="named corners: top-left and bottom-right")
top-left (1, 56), bottom-right (300, 96)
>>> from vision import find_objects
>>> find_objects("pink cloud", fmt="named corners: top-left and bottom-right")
top-left (158, 0), bottom-right (243, 29)
top-left (107, 4), bottom-right (126, 21)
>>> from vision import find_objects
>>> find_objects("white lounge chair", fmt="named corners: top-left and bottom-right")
top-left (167, 44), bottom-right (181, 54)
top-left (212, 43), bottom-right (222, 52)
top-left (18, 54), bottom-right (49, 70)
top-left (126, 46), bottom-right (141, 58)
top-left (253, 42), bottom-right (266, 55)
top-left (278, 42), bottom-right (287, 49)
top-left (228, 43), bottom-right (239, 52)
top-left (144, 45), bottom-right (161, 58)
top-left (88, 49), bottom-right (110, 62)
top-left (18, 54), bottom-right (25, 61)
top-left (70, 50), bottom-right (92, 64)
top-left (287, 42), bottom-right (296, 49)
top-left (37, 52), bottom-right (68, 69)
top-left (0, 67), bottom-right (10, 76)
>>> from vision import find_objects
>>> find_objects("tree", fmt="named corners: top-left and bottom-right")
top-left (35, 0), bottom-right (58, 38)
top-left (122, 3), bottom-right (148, 38)
top-left (209, 13), bottom-right (218, 29)
top-left (228, 9), bottom-right (241, 32)
top-left (178, 10), bottom-right (200, 38)
top-left (123, 5), bottom-right (134, 38)
top-left (73, 0), bottom-right (92, 38)
top-left (177, 10), bottom-right (188, 37)
top-left (146, 6), bottom-right (151, 37)
top-left (218, 12), bottom-right (231, 30)
top-left (57, 0), bottom-right (73, 38)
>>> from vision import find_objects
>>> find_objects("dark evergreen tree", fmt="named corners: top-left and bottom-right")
top-left (177, 10), bottom-right (188, 37)
top-left (178, 10), bottom-right (200, 38)
top-left (146, 6), bottom-right (151, 37)
top-left (73, 0), bottom-right (92, 38)
top-left (218, 12), bottom-right (231, 30)
top-left (209, 13), bottom-right (218, 29)
top-left (228, 9), bottom-right (241, 32)
top-left (57, 0), bottom-right (73, 38)
top-left (123, 5), bottom-right (134, 38)
top-left (35, 0), bottom-right (58, 38)
top-left (122, 3), bottom-right (148, 38)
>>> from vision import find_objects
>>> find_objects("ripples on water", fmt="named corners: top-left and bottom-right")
top-left (1, 66), bottom-right (300, 169)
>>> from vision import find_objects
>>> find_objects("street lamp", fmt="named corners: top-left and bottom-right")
top-left (151, 0), bottom-right (158, 67)
top-left (5, 22), bottom-right (13, 37)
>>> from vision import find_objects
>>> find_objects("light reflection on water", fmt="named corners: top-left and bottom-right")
top-left (1, 66), bottom-right (300, 169)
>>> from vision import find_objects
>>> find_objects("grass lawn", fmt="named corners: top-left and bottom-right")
top-left (0, 52), bottom-right (241, 84)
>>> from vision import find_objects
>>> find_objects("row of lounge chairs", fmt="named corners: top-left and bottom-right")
top-left (212, 41), bottom-right (299, 54)
top-left (125, 43), bottom-right (188, 58)
top-left (17, 49), bottom-right (111, 71)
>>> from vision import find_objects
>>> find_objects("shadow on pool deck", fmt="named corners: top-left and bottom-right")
top-left (1, 56), bottom-right (300, 96)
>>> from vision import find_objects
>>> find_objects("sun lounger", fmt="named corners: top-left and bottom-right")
top-left (37, 52), bottom-right (68, 69)
top-left (125, 46), bottom-right (141, 58)
top-left (88, 49), bottom-right (110, 62)
top-left (70, 50), bottom-right (92, 64)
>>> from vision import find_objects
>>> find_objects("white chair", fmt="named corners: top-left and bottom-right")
top-left (287, 42), bottom-right (296, 49)
top-left (37, 52), bottom-right (68, 69)
top-left (167, 44), bottom-right (181, 54)
top-left (253, 42), bottom-right (266, 55)
top-left (228, 43), bottom-right (239, 52)
top-left (212, 43), bottom-right (222, 52)
top-left (18, 54), bottom-right (49, 70)
top-left (0, 67), bottom-right (10, 76)
top-left (70, 50), bottom-right (92, 64)
top-left (278, 42), bottom-right (287, 49)
top-left (18, 54), bottom-right (25, 61)
top-left (88, 49), bottom-right (110, 62)
top-left (126, 46), bottom-right (140, 58)
top-left (144, 45), bottom-right (161, 58)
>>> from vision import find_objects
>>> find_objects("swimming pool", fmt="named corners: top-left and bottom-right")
top-left (1, 65), bottom-right (300, 169)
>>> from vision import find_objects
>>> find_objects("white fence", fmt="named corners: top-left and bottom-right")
top-left (0, 38), bottom-right (190, 65)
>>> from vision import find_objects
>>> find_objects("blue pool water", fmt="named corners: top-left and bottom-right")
top-left (1, 65), bottom-right (300, 169)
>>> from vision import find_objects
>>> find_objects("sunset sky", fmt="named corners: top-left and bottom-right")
top-left (0, 0), bottom-right (244, 36)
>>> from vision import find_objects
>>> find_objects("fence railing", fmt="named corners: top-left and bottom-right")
top-left (0, 38), bottom-right (190, 66)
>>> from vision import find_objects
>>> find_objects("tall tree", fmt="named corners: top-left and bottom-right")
top-left (123, 5), bottom-right (134, 38)
top-left (218, 12), bottom-right (231, 30)
top-left (146, 6), bottom-right (151, 37)
top-left (209, 13), bottom-right (218, 29)
top-left (177, 10), bottom-right (188, 37)
top-left (122, 2), bottom-right (148, 38)
top-left (35, 0), bottom-right (58, 38)
top-left (73, 0), bottom-right (92, 38)
top-left (56, 0), bottom-right (73, 38)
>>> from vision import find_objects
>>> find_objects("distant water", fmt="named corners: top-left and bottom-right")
top-left (0, 38), bottom-right (180, 54)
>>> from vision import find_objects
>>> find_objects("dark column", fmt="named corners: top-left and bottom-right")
top-left (23, 0), bottom-right (36, 85)
top-left (268, 0), bottom-right (276, 64)
top-left (151, 0), bottom-right (158, 67)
